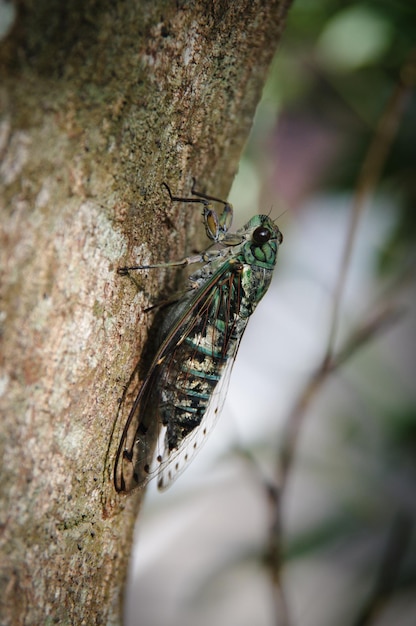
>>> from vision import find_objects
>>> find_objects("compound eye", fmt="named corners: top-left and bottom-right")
top-left (253, 226), bottom-right (271, 245)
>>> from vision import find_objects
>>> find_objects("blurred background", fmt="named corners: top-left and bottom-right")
top-left (126, 2), bottom-right (416, 625)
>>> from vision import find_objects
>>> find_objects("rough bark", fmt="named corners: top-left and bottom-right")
top-left (0, 1), bottom-right (291, 623)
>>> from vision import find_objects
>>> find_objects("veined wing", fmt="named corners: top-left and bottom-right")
top-left (114, 257), bottom-right (247, 493)
top-left (156, 341), bottom-right (240, 490)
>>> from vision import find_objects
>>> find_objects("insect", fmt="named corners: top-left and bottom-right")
top-left (114, 180), bottom-right (283, 492)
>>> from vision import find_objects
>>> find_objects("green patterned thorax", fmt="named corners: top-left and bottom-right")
top-left (114, 184), bottom-right (283, 493)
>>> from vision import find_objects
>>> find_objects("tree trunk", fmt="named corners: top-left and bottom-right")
top-left (0, 1), bottom-right (291, 623)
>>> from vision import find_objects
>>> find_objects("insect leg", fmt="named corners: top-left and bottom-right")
top-left (190, 178), bottom-right (233, 233)
top-left (162, 181), bottom-right (209, 207)
top-left (118, 249), bottom-right (224, 275)
top-left (163, 180), bottom-right (233, 243)
top-left (162, 182), bottom-right (220, 243)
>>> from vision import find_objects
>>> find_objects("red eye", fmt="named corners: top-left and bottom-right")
top-left (253, 226), bottom-right (271, 245)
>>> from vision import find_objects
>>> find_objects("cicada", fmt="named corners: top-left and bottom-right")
top-left (114, 181), bottom-right (283, 492)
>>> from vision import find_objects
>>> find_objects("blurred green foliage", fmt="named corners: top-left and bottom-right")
top-left (252, 3), bottom-right (416, 623)
top-left (265, 0), bottom-right (416, 275)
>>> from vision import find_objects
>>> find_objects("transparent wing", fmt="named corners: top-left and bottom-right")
top-left (114, 258), bottom-right (246, 493)
top-left (113, 364), bottom-right (161, 493)
top-left (155, 342), bottom-right (240, 490)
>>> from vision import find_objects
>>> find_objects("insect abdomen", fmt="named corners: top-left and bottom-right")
top-left (159, 333), bottom-right (231, 452)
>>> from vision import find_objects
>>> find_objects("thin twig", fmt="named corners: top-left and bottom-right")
top-left (266, 49), bottom-right (416, 624)
top-left (353, 512), bottom-right (413, 626)
top-left (281, 304), bottom-right (402, 489)
top-left (325, 57), bottom-right (412, 363)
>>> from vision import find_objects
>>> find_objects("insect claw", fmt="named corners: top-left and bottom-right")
top-left (161, 181), bottom-right (173, 201)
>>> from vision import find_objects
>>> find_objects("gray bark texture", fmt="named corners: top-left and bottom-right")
top-left (0, 1), bottom-right (291, 624)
